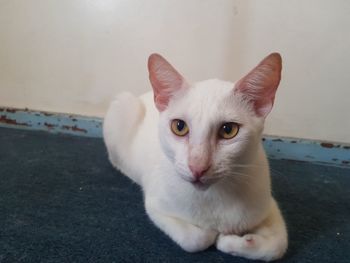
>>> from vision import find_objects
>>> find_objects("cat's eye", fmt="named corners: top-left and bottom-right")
top-left (218, 122), bottom-right (239, 139)
top-left (171, 119), bottom-right (189, 136)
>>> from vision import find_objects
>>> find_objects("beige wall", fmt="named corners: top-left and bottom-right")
top-left (1, 0), bottom-right (349, 143)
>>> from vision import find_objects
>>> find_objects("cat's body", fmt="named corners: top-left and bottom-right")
top-left (103, 54), bottom-right (288, 261)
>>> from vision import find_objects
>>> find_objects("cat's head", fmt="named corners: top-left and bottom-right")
top-left (148, 53), bottom-right (281, 188)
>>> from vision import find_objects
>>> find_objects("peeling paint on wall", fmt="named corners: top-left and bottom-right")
top-left (0, 107), bottom-right (101, 137)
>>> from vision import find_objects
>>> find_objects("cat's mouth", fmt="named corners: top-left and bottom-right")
top-left (181, 174), bottom-right (219, 190)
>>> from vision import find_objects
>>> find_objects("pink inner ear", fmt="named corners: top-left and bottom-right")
top-left (148, 54), bottom-right (187, 111)
top-left (235, 53), bottom-right (282, 117)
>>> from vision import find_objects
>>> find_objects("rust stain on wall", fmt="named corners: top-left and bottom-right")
top-left (0, 108), bottom-right (19, 113)
top-left (272, 138), bottom-right (283, 142)
top-left (44, 122), bottom-right (57, 129)
top-left (320, 143), bottom-right (334, 148)
top-left (62, 125), bottom-right (87, 133)
top-left (0, 115), bottom-right (29, 126)
top-left (5, 109), bottom-right (17, 113)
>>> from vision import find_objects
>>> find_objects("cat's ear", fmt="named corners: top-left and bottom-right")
top-left (234, 53), bottom-right (282, 118)
top-left (148, 54), bottom-right (188, 111)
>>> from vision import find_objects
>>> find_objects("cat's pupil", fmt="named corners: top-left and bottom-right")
top-left (223, 124), bottom-right (232, 134)
top-left (177, 120), bottom-right (185, 131)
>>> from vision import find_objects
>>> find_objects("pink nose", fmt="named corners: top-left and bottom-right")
top-left (189, 165), bottom-right (211, 179)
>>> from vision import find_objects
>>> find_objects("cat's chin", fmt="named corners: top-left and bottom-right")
top-left (191, 180), bottom-right (211, 191)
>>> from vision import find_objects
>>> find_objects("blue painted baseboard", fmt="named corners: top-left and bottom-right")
top-left (1, 107), bottom-right (349, 168)
top-left (263, 137), bottom-right (349, 168)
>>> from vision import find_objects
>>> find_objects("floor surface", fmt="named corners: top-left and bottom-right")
top-left (0, 127), bottom-right (349, 262)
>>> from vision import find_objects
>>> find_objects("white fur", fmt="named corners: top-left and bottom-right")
top-left (103, 79), bottom-right (288, 261)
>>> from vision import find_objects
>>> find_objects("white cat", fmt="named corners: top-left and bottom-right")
top-left (103, 53), bottom-right (288, 261)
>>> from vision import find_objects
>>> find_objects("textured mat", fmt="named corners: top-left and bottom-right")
top-left (0, 127), bottom-right (349, 262)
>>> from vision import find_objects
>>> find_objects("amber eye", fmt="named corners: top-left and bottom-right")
top-left (218, 122), bottom-right (239, 139)
top-left (171, 119), bottom-right (189, 136)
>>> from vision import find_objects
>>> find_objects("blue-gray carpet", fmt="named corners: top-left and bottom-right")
top-left (0, 127), bottom-right (349, 262)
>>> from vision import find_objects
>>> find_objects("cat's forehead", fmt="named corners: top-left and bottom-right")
top-left (189, 79), bottom-right (233, 103)
top-left (167, 79), bottom-right (246, 122)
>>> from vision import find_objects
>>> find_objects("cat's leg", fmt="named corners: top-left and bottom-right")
top-left (216, 199), bottom-right (287, 262)
top-left (103, 92), bottom-right (145, 184)
top-left (146, 206), bottom-right (218, 252)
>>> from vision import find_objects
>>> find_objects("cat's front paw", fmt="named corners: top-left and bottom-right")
top-left (216, 233), bottom-right (286, 262)
top-left (179, 227), bottom-right (218, 253)
top-left (217, 233), bottom-right (257, 252)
